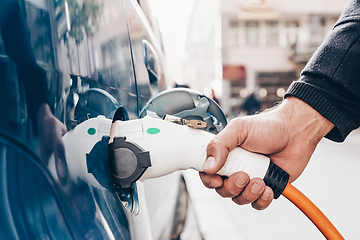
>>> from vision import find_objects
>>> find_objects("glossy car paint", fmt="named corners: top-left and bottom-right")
top-left (0, 0), bottom-right (185, 239)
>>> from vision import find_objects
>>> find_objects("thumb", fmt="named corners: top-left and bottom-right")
top-left (203, 118), bottom-right (248, 174)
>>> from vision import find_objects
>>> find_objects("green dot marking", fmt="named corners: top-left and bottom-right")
top-left (147, 128), bottom-right (160, 135)
top-left (87, 127), bottom-right (96, 135)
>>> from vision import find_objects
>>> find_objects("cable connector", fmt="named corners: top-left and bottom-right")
top-left (263, 161), bottom-right (289, 199)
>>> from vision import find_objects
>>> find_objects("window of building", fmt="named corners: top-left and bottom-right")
top-left (310, 15), bottom-right (326, 40)
top-left (265, 20), bottom-right (279, 46)
top-left (227, 19), bottom-right (240, 47)
top-left (229, 20), bottom-right (239, 28)
top-left (286, 20), bottom-right (299, 46)
top-left (226, 18), bottom-right (301, 47)
top-left (245, 21), bottom-right (259, 46)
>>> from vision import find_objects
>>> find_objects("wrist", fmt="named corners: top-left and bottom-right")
top-left (277, 97), bottom-right (334, 144)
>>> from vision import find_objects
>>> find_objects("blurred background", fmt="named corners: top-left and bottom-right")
top-left (142, 1), bottom-right (360, 240)
top-left (147, 0), bottom-right (351, 118)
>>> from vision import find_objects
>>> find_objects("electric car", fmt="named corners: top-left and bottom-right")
top-left (0, 0), bottom-right (189, 239)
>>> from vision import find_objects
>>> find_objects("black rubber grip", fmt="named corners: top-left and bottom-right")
top-left (263, 161), bottom-right (289, 199)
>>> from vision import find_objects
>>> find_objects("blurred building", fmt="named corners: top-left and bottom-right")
top-left (183, 0), bottom-right (223, 99)
top-left (221, 0), bottom-right (350, 117)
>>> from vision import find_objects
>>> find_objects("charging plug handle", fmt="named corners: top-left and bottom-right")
top-left (109, 118), bottom-right (289, 198)
top-left (108, 137), bottom-right (151, 188)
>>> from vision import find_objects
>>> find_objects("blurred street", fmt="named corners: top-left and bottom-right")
top-left (182, 129), bottom-right (360, 240)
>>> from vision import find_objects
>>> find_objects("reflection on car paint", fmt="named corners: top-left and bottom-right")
top-left (0, 0), bottom-right (174, 239)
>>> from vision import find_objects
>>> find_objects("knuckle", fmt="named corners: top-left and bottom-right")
top-left (206, 137), bottom-right (221, 150)
top-left (225, 179), bottom-right (242, 196)
top-left (209, 179), bottom-right (222, 188)
top-left (199, 173), bottom-right (213, 189)
top-left (252, 200), bottom-right (270, 211)
top-left (215, 187), bottom-right (231, 198)
top-left (201, 174), bottom-right (224, 189)
top-left (232, 196), bottom-right (246, 205)
top-left (252, 202), bottom-right (267, 211)
top-left (233, 172), bottom-right (250, 188)
top-left (227, 118), bottom-right (240, 126)
top-left (206, 138), bottom-right (221, 158)
top-left (227, 117), bottom-right (244, 131)
top-left (205, 183), bottom-right (214, 189)
top-left (204, 180), bottom-right (216, 189)
top-left (226, 188), bottom-right (239, 197)
top-left (241, 194), bottom-right (253, 204)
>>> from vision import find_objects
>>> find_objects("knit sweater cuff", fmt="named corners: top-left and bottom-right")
top-left (284, 81), bottom-right (357, 142)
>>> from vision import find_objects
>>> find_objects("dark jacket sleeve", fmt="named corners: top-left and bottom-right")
top-left (284, 0), bottom-right (360, 142)
top-left (0, 0), bottom-right (49, 133)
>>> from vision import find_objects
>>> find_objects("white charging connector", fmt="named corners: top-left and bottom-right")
top-left (109, 116), bottom-right (289, 198)
top-left (111, 116), bottom-right (269, 179)
top-left (50, 115), bottom-right (288, 198)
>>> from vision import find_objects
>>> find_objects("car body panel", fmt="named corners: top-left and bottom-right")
top-left (0, 0), bottom-right (184, 239)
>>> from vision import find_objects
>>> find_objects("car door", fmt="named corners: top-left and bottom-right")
top-left (0, 0), bottom-right (182, 239)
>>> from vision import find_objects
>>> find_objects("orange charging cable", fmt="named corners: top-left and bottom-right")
top-left (282, 183), bottom-right (344, 240)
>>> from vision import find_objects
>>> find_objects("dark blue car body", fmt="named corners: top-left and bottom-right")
top-left (0, 0), bottom-right (184, 239)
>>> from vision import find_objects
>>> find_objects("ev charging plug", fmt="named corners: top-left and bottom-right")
top-left (108, 115), bottom-right (345, 240)
top-left (108, 116), bottom-right (289, 198)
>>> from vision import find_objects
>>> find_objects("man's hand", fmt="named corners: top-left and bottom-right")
top-left (37, 103), bottom-right (68, 184)
top-left (200, 97), bottom-right (334, 210)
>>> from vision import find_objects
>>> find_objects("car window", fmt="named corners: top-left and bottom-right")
top-left (124, 0), bottom-right (167, 111)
